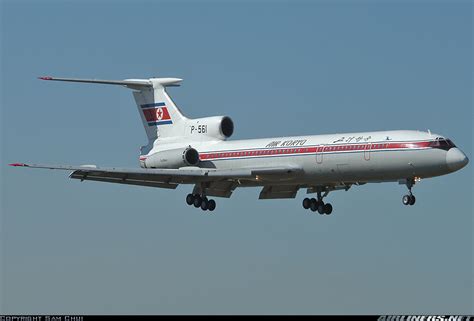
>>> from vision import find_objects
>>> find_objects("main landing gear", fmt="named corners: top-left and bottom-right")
top-left (186, 193), bottom-right (216, 212)
top-left (302, 191), bottom-right (333, 215)
top-left (402, 179), bottom-right (416, 206)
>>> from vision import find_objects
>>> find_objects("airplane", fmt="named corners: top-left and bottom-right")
top-left (9, 76), bottom-right (469, 214)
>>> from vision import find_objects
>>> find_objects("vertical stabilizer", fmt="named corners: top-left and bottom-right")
top-left (38, 76), bottom-right (188, 145)
top-left (38, 76), bottom-right (191, 156)
top-left (132, 78), bottom-right (188, 142)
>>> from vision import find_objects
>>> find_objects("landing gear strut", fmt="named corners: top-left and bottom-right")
top-left (402, 179), bottom-right (416, 206)
top-left (303, 190), bottom-right (333, 215)
top-left (186, 193), bottom-right (216, 211)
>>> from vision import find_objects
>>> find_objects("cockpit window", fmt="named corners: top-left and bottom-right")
top-left (446, 139), bottom-right (456, 147)
top-left (430, 138), bottom-right (456, 150)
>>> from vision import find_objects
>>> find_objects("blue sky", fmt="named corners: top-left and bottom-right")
top-left (1, 0), bottom-right (472, 314)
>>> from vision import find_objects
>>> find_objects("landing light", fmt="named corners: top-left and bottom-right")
top-left (414, 177), bottom-right (422, 182)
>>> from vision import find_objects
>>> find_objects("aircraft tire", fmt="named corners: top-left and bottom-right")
top-left (317, 203), bottom-right (325, 215)
top-left (402, 195), bottom-right (411, 206)
top-left (208, 199), bottom-right (216, 211)
top-left (186, 194), bottom-right (195, 205)
top-left (324, 203), bottom-right (333, 215)
top-left (201, 198), bottom-right (209, 211)
top-left (302, 198), bottom-right (311, 209)
top-left (194, 195), bottom-right (202, 208)
top-left (409, 195), bottom-right (416, 206)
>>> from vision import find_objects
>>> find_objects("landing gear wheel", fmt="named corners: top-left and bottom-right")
top-left (317, 202), bottom-right (325, 215)
top-left (208, 199), bottom-right (216, 211)
top-left (402, 194), bottom-right (411, 206)
top-left (309, 198), bottom-right (319, 212)
top-left (201, 198), bottom-right (209, 211)
top-left (193, 195), bottom-right (202, 208)
top-left (323, 203), bottom-right (333, 215)
top-left (403, 179), bottom-right (416, 206)
top-left (409, 194), bottom-right (416, 206)
top-left (302, 198), bottom-right (311, 209)
top-left (186, 194), bottom-right (195, 206)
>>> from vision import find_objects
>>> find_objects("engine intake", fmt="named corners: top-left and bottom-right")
top-left (184, 147), bottom-right (200, 165)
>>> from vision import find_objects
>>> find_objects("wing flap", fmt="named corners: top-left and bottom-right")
top-left (259, 185), bottom-right (300, 199)
top-left (194, 181), bottom-right (238, 198)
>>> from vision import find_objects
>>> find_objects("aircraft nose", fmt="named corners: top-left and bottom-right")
top-left (446, 148), bottom-right (469, 172)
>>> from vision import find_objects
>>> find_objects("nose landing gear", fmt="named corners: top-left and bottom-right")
top-left (402, 179), bottom-right (416, 206)
top-left (402, 194), bottom-right (416, 206)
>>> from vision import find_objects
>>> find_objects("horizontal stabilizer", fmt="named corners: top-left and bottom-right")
top-left (38, 76), bottom-right (183, 89)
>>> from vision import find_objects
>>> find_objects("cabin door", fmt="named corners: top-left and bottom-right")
top-left (316, 145), bottom-right (324, 164)
top-left (364, 143), bottom-right (372, 161)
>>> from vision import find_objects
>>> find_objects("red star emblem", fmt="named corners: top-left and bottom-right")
top-left (156, 108), bottom-right (163, 120)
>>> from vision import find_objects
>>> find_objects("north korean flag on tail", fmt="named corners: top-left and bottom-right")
top-left (141, 102), bottom-right (173, 126)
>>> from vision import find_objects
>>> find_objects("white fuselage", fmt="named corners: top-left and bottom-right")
top-left (141, 129), bottom-right (469, 187)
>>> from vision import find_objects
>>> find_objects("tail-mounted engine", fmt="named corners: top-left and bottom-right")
top-left (143, 146), bottom-right (199, 169)
top-left (186, 116), bottom-right (234, 140)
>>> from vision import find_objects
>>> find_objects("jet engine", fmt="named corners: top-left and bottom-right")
top-left (187, 116), bottom-right (234, 140)
top-left (144, 146), bottom-right (200, 169)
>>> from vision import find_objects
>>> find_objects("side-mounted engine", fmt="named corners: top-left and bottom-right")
top-left (143, 146), bottom-right (200, 169)
top-left (186, 116), bottom-right (234, 140)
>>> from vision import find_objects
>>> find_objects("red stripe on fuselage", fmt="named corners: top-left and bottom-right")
top-left (199, 141), bottom-right (433, 161)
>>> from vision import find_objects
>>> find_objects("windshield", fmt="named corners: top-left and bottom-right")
top-left (429, 138), bottom-right (456, 150)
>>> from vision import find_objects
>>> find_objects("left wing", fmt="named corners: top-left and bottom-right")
top-left (8, 163), bottom-right (304, 192)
